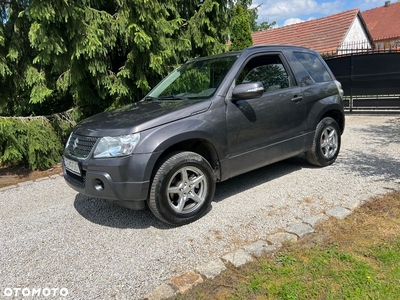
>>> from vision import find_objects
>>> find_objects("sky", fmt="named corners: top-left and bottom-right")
top-left (254, 0), bottom-right (389, 27)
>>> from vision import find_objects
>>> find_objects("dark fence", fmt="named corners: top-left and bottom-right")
top-left (323, 47), bottom-right (400, 112)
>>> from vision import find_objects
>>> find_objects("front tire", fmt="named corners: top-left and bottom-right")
top-left (305, 117), bottom-right (341, 167)
top-left (148, 151), bottom-right (215, 226)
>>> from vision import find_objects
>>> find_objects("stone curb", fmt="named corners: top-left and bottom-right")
top-left (144, 202), bottom-right (362, 300)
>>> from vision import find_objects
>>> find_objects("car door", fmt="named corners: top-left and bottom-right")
top-left (226, 52), bottom-right (306, 178)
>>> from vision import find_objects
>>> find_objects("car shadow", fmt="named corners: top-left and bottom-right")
top-left (73, 195), bottom-right (172, 229)
top-left (73, 154), bottom-right (311, 229)
top-left (214, 154), bottom-right (308, 202)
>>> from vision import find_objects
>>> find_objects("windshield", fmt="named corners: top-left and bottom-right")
top-left (148, 55), bottom-right (238, 100)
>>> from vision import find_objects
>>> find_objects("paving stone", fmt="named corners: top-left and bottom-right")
top-left (169, 271), bottom-right (203, 294)
top-left (286, 222), bottom-right (315, 238)
top-left (326, 206), bottom-right (352, 220)
top-left (222, 249), bottom-right (253, 267)
top-left (196, 259), bottom-right (226, 279)
top-left (303, 214), bottom-right (329, 227)
top-left (145, 284), bottom-right (176, 300)
top-left (267, 232), bottom-right (298, 248)
top-left (17, 180), bottom-right (34, 187)
top-left (0, 185), bottom-right (18, 192)
top-left (35, 177), bottom-right (50, 182)
top-left (342, 199), bottom-right (362, 210)
top-left (50, 174), bottom-right (61, 179)
top-left (243, 240), bottom-right (276, 257)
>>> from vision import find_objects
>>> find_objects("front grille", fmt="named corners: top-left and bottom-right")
top-left (67, 133), bottom-right (98, 158)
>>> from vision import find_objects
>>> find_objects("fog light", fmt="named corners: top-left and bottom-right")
top-left (93, 179), bottom-right (105, 191)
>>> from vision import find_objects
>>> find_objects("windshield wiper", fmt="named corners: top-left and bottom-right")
top-left (159, 95), bottom-right (189, 101)
top-left (144, 96), bottom-right (159, 101)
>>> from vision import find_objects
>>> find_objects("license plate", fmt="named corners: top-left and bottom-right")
top-left (64, 157), bottom-right (81, 175)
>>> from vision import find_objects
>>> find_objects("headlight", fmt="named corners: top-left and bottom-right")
top-left (93, 133), bottom-right (140, 158)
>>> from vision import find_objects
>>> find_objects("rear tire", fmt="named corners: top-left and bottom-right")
top-left (148, 151), bottom-right (215, 226)
top-left (305, 117), bottom-right (341, 167)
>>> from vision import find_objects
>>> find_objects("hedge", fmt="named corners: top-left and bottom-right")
top-left (0, 109), bottom-right (78, 170)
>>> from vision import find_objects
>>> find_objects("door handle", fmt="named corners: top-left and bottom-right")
top-left (291, 96), bottom-right (303, 103)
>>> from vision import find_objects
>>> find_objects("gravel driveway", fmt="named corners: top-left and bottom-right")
top-left (1, 115), bottom-right (399, 299)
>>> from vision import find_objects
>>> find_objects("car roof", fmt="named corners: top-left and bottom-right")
top-left (245, 44), bottom-right (312, 52)
top-left (186, 44), bottom-right (316, 63)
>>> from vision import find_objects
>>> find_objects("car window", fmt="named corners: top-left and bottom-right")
top-left (293, 52), bottom-right (332, 83)
top-left (150, 55), bottom-right (238, 100)
top-left (237, 55), bottom-right (290, 92)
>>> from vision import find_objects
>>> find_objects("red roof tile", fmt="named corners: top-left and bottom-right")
top-left (362, 2), bottom-right (400, 41)
top-left (252, 9), bottom-right (361, 53)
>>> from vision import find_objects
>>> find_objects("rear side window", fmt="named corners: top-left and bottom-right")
top-left (293, 52), bottom-right (332, 83)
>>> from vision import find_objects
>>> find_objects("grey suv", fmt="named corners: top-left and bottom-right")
top-left (63, 45), bottom-right (345, 225)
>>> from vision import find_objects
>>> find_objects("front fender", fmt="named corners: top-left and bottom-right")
top-left (134, 114), bottom-right (228, 182)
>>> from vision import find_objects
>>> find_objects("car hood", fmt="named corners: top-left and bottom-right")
top-left (73, 99), bottom-right (211, 137)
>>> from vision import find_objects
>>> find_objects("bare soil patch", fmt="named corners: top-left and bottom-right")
top-left (0, 163), bottom-right (63, 189)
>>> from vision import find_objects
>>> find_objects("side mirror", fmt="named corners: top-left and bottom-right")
top-left (232, 82), bottom-right (264, 100)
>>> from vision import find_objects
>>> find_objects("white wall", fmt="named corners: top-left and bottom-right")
top-left (339, 16), bottom-right (372, 54)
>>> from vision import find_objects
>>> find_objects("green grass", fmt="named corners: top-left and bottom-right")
top-left (176, 190), bottom-right (400, 300)
top-left (238, 242), bottom-right (400, 300)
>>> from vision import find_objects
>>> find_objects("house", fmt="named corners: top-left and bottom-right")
top-left (362, 1), bottom-right (400, 49)
top-left (252, 9), bottom-right (373, 56)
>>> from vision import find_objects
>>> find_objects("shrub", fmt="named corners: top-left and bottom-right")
top-left (0, 110), bottom-right (77, 170)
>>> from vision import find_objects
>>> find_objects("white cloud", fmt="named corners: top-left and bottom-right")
top-left (283, 18), bottom-right (304, 26)
top-left (355, 0), bottom-right (387, 11)
top-left (282, 17), bottom-right (315, 26)
top-left (282, 16), bottom-right (316, 26)
top-left (255, 0), bottom-right (344, 25)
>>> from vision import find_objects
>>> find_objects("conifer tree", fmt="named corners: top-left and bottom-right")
top-left (230, 3), bottom-right (253, 51)
top-left (0, 0), bottom-right (235, 169)
top-left (0, 0), bottom-right (234, 116)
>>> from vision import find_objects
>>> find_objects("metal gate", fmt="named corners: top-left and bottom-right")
top-left (324, 49), bottom-right (400, 112)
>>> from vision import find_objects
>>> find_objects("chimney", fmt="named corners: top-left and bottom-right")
top-left (384, 1), bottom-right (390, 6)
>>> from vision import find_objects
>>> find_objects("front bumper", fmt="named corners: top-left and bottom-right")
top-left (62, 154), bottom-right (152, 202)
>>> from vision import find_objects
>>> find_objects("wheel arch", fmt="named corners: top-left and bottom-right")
top-left (164, 139), bottom-right (219, 174)
top-left (318, 109), bottom-right (345, 134)
top-left (149, 137), bottom-right (222, 186)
